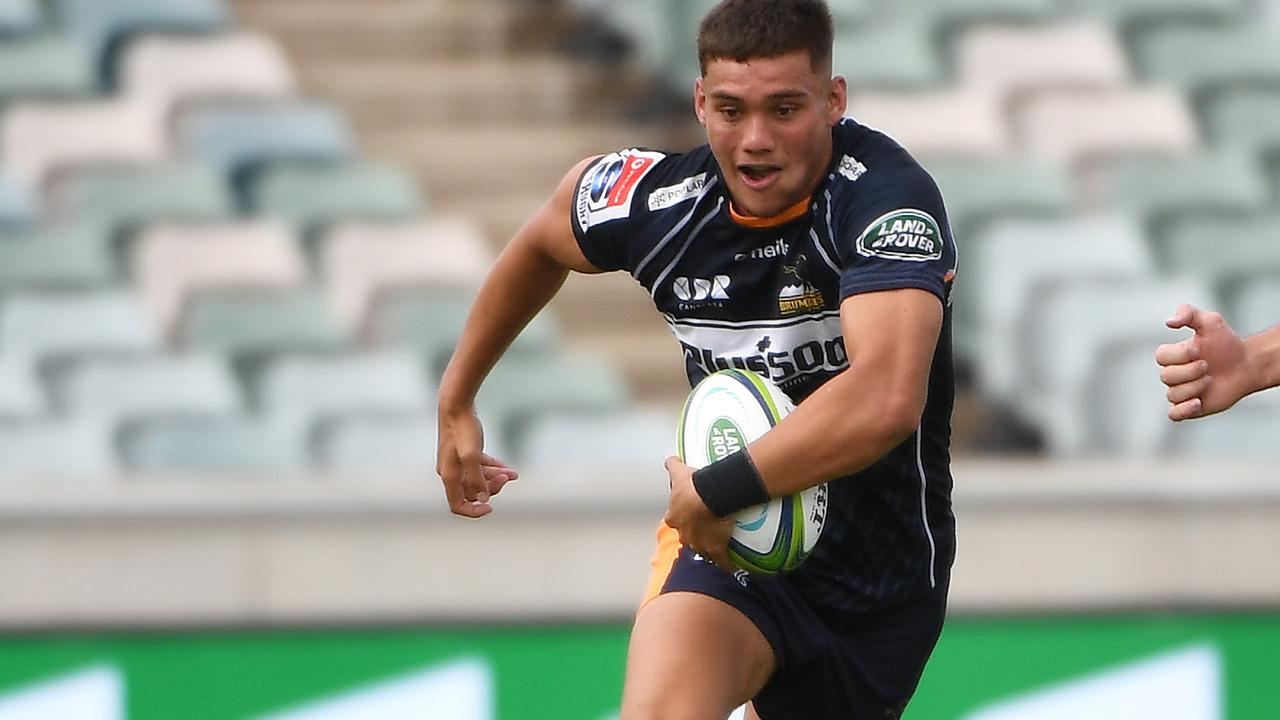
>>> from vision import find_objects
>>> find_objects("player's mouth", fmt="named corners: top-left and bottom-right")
top-left (738, 163), bottom-right (781, 191)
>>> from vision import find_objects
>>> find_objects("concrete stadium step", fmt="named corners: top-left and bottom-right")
top-left (365, 123), bottom-right (679, 208)
top-left (297, 57), bottom-right (629, 130)
top-left (230, 0), bottom-right (525, 59)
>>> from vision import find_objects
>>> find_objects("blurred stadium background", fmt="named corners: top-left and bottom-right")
top-left (0, 0), bottom-right (1278, 717)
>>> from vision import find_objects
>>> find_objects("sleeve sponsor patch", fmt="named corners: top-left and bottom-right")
top-left (854, 208), bottom-right (944, 262)
top-left (575, 149), bottom-right (666, 233)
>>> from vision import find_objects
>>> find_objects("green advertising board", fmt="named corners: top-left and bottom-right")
top-left (1, 614), bottom-right (1277, 719)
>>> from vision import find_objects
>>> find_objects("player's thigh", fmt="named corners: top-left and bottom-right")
top-left (621, 591), bottom-right (776, 720)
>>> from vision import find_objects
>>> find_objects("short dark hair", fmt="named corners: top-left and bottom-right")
top-left (697, 0), bottom-right (834, 77)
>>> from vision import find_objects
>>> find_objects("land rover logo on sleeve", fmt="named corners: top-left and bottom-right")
top-left (855, 209), bottom-right (944, 262)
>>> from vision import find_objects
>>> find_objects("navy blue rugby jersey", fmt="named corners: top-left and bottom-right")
top-left (571, 117), bottom-right (957, 613)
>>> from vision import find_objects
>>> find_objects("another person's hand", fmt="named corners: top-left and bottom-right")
top-left (663, 456), bottom-right (734, 570)
top-left (437, 404), bottom-right (518, 517)
top-left (1157, 304), bottom-right (1255, 421)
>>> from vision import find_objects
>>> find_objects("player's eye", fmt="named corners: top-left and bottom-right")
top-left (776, 105), bottom-right (796, 118)
top-left (718, 106), bottom-right (740, 120)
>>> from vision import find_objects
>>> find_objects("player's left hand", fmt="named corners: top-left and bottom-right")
top-left (663, 455), bottom-right (734, 570)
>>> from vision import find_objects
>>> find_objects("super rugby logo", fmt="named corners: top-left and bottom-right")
top-left (575, 150), bottom-right (665, 232)
top-left (855, 208), bottom-right (944, 262)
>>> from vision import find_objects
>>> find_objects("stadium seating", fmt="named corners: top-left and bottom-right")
top-left (0, 0), bottom-right (40, 36)
top-left (46, 163), bottom-right (234, 229)
top-left (1131, 26), bottom-right (1280, 100)
top-left (119, 415), bottom-right (308, 474)
top-left (0, 173), bottom-right (34, 227)
top-left (1016, 277), bottom-right (1217, 455)
top-left (1167, 392), bottom-right (1280, 458)
top-left (0, 37), bottom-right (95, 103)
top-left (175, 101), bottom-right (355, 186)
top-left (49, 0), bottom-right (232, 85)
top-left (515, 406), bottom-right (675, 476)
top-left (969, 214), bottom-right (1156, 404)
top-left (132, 220), bottom-right (307, 334)
top-left (1088, 339), bottom-right (1182, 457)
top-left (0, 290), bottom-right (161, 363)
top-left (848, 88), bottom-right (1010, 156)
top-left (251, 350), bottom-right (434, 420)
top-left (1231, 277), bottom-right (1280, 336)
top-left (926, 156), bottom-right (1072, 239)
top-left (954, 22), bottom-right (1130, 100)
top-left (178, 287), bottom-right (349, 363)
top-left (321, 218), bottom-right (493, 329)
top-left (52, 353), bottom-right (243, 422)
top-left (314, 413), bottom-right (440, 477)
top-left (1158, 214), bottom-right (1280, 294)
top-left (119, 33), bottom-right (295, 109)
top-left (0, 354), bottom-right (45, 417)
top-left (1, 96), bottom-right (168, 188)
top-left (0, 418), bottom-right (117, 477)
top-left (245, 163), bottom-right (423, 229)
top-left (1201, 88), bottom-right (1280, 157)
top-left (1013, 87), bottom-right (1198, 165)
top-left (834, 20), bottom-right (945, 90)
top-left (0, 222), bottom-right (117, 291)
top-left (1072, 0), bottom-right (1244, 34)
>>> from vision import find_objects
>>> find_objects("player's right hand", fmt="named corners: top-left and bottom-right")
top-left (1157, 304), bottom-right (1253, 421)
top-left (436, 404), bottom-right (518, 518)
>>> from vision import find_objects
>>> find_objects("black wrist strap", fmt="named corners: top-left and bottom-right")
top-left (692, 450), bottom-right (770, 518)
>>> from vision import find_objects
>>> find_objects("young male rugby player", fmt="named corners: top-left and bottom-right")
top-left (437, 1), bottom-right (957, 717)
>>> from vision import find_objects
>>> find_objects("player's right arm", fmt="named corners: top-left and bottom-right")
top-left (1157, 304), bottom-right (1280, 421)
top-left (437, 156), bottom-right (604, 518)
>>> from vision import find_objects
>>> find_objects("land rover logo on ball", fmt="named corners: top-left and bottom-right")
top-left (855, 209), bottom-right (944, 262)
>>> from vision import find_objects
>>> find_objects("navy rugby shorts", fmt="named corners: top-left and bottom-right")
top-left (659, 546), bottom-right (948, 720)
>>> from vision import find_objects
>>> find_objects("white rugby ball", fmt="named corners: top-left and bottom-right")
top-left (678, 369), bottom-right (827, 575)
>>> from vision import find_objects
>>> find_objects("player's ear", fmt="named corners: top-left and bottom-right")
top-left (828, 75), bottom-right (848, 126)
top-left (694, 77), bottom-right (707, 126)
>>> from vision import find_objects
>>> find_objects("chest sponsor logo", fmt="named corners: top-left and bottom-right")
top-left (647, 173), bottom-right (707, 212)
top-left (673, 275), bottom-right (730, 309)
top-left (733, 237), bottom-right (790, 262)
top-left (855, 208), bottom-right (944, 262)
top-left (779, 253), bottom-right (825, 315)
top-left (681, 333), bottom-right (848, 389)
top-left (838, 155), bottom-right (868, 182)
top-left (575, 149), bottom-right (665, 232)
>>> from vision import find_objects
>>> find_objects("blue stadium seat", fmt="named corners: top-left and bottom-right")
top-left (0, 290), bottom-right (161, 363)
top-left (120, 415), bottom-right (308, 474)
top-left (1158, 214), bottom-right (1280, 295)
top-left (0, 355), bottom-right (45, 418)
top-left (1231, 277), bottom-right (1280, 337)
top-left (0, 222), bottom-right (117, 291)
top-left (252, 350), bottom-right (434, 421)
top-left (52, 352), bottom-right (243, 422)
top-left (515, 407), bottom-right (674, 477)
top-left (49, 163), bottom-right (234, 230)
top-left (49, 0), bottom-right (231, 85)
top-left (0, 37), bottom-right (95, 104)
top-left (180, 287), bottom-right (349, 362)
top-left (315, 413), bottom-right (442, 477)
top-left (0, 173), bottom-right (35, 228)
top-left (176, 101), bottom-right (356, 186)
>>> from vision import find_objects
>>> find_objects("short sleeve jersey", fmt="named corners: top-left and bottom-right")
top-left (572, 118), bottom-right (957, 613)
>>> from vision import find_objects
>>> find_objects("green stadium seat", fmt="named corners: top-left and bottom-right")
top-left (0, 290), bottom-right (161, 362)
top-left (49, 163), bottom-right (234, 231)
top-left (476, 350), bottom-right (630, 451)
top-left (834, 20), bottom-right (945, 90)
top-left (315, 413), bottom-right (442, 477)
top-left (252, 350), bottom-right (434, 420)
top-left (49, 0), bottom-right (231, 86)
top-left (0, 37), bottom-right (95, 104)
top-left (367, 292), bottom-right (559, 376)
top-left (1073, 0), bottom-right (1243, 35)
top-left (180, 287), bottom-right (349, 362)
top-left (1202, 89), bottom-right (1280, 157)
top-left (928, 156), bottom-right (1073, 239)
top-left (1158, 214), bottom-right (1280, 293)
top-left (0, 418), bottom-right (117, 478)
top-left (176, 101), bottom-right (356, 185)
top-left (1091, 149), bottom-right (1271, 234)
top-left (0, 222), bottom-right (116, 290)
top-left (120, 415), bottom-right (308, 474)
top-left (1231, 277), bottom-right (1280, 337)
top-left (246, 163), bottom-right (424, 230)
top-left (0, 0), bottom-right (40, 35)
top-left (1131, 26), bottom-right (1280, 99)
top-left (53, 353), bottom-right (243, 422)
top-left (0, 355), bottom-right (45, 418)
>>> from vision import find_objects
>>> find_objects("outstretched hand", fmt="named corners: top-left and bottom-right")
top-left (1156, 304), bottom-right (1254, 421)
top-left (437, 406), bottom-right (519, 518)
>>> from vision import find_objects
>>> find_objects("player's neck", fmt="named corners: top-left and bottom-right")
top-left (728, 196), bottom-right (811, 228)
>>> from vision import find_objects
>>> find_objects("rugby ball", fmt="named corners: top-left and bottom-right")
top-left (678, 369), bottom-right (827, 575)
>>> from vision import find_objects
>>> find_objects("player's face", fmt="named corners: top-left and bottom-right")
top-left (696, 51), bottom-right (847, 218)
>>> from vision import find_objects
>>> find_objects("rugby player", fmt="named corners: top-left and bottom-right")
top-left (437, 1), bottom-right (957, 717)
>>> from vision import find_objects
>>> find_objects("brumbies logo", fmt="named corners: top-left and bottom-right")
top-left (575, 149), bottom-right (666, 232)
top-left (778, 254), bottom-right (824, 315)
top-left (855, 209), bottom-right (944, 262)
